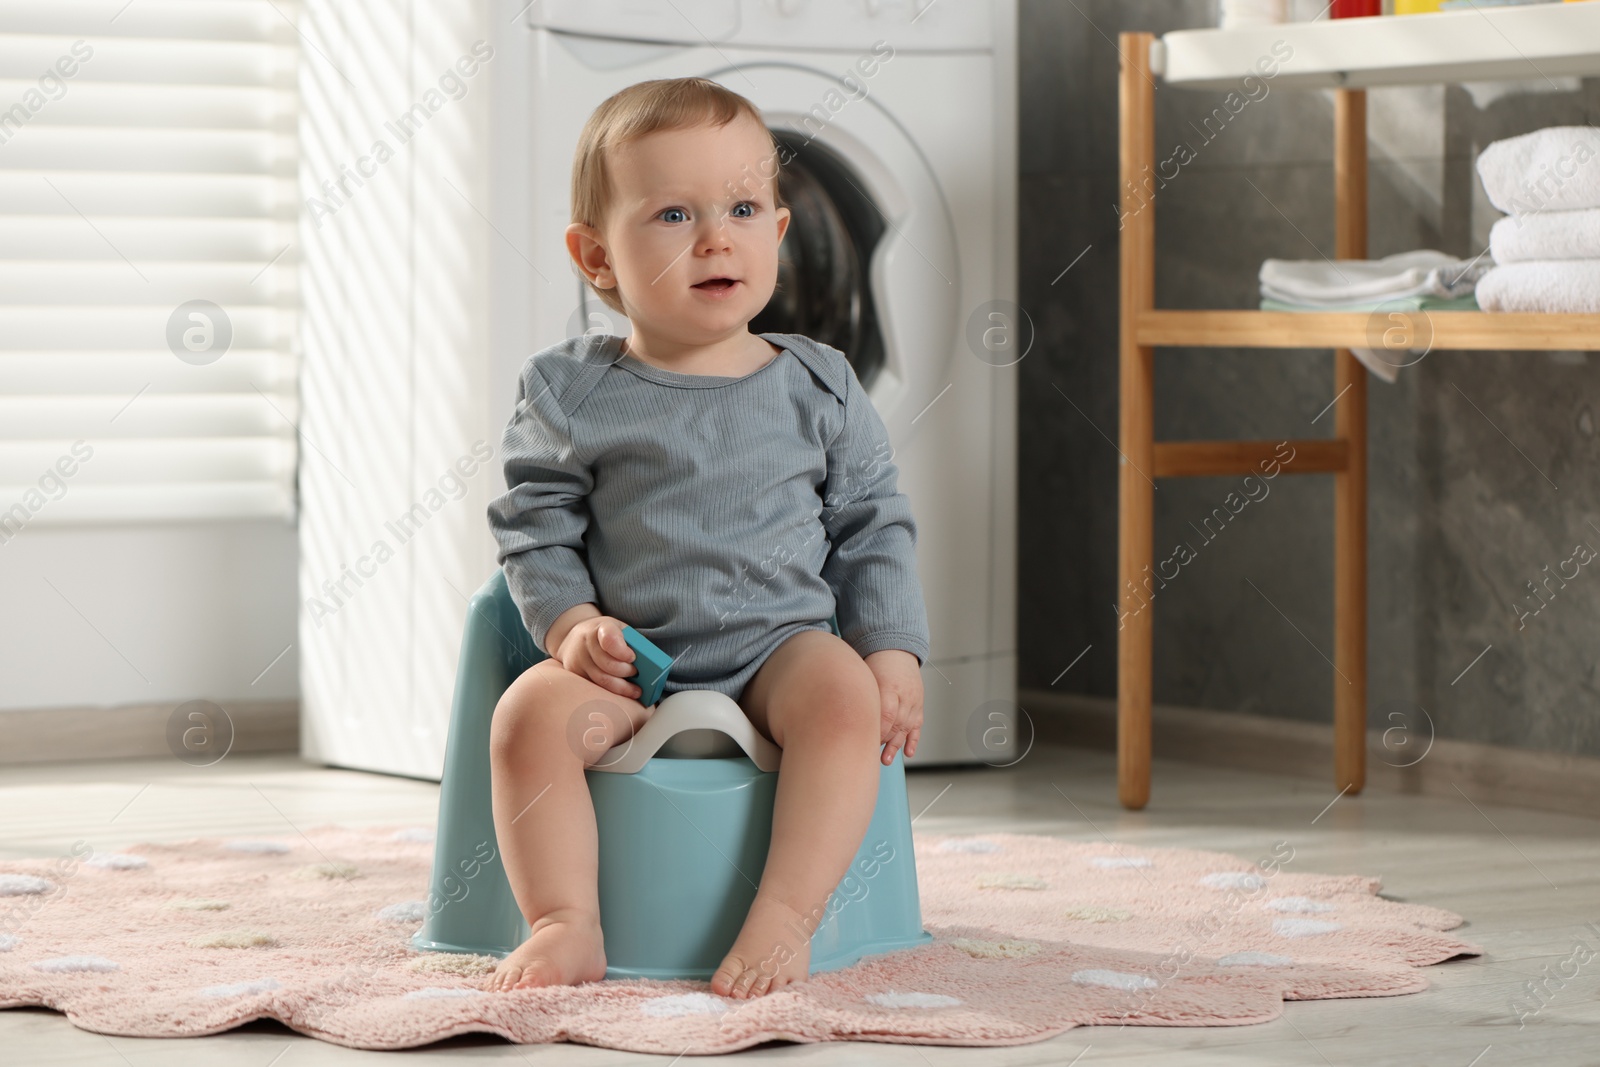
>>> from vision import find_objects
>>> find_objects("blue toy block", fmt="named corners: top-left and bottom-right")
top-left (619, 625), bottom-right (673, 706)
top-left (620, 618), bottom-right (842, 708)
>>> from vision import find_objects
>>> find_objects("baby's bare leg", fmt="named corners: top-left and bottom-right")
top-left (484, 658), bottom-right (653, 992)
top-left (712, 630), bottom-right (883, 998)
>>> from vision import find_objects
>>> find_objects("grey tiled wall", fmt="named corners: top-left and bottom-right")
top-left (1018, 0), bottom-right (1600, 757)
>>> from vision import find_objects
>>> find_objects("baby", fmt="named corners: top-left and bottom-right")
top-left (482, 77), bottom-right (930, 1000)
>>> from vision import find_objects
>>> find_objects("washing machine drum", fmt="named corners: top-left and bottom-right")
top-left (751, 131), bottom-right (886, 392)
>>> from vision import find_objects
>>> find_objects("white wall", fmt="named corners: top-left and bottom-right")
top-left (296, 0), bottom-right (502, 778)
top-left (0, 522), bottom-right (298, 710)
top-left (2, 2), bottom-right (509, 761)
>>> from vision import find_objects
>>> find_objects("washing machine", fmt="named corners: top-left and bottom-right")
top-left (485, 0), bottom-right (1018, 766)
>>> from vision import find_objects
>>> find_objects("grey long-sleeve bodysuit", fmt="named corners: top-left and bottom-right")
top-left (487, 331), bottom-right (931, 702)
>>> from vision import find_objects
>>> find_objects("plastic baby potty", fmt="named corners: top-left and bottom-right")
top-left (411, 568), bottom-right (934, 980)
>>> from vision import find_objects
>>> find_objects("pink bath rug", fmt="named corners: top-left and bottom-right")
top-left (0, 826), bottom-right (1479, 1052)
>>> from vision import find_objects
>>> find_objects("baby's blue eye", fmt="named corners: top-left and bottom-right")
top-left (657, 202), bottom-right (755, 223)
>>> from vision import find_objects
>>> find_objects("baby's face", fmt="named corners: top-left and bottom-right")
top-left (579, 115), bottom-right (790, 341)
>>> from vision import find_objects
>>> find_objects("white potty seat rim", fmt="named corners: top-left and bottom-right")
top-left (588, 690), bottom-right (782, 774)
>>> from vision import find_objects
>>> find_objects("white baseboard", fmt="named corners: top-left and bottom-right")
top-left (0, 701), bottom-right (297, 766)
top-left (1023, 689), bottom-right (1600, 819)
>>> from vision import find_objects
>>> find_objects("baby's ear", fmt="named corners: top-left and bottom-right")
top-left (774, 205), bottom-right (792, 245)
top-left (565, 223), bottom-right (615, 288)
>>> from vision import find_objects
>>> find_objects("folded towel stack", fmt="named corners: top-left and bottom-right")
top-left (1260, 250), bottom-right (1486, 309)
top-left (1257, 250), bottom-right (1489, 381)
top-left (1475, 126), bottom-right (1600, 314)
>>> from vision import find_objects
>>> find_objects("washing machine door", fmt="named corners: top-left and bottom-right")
top-left (748, 129), bottom-right (887, 400)
top-left (707, 63), bottom-right (959, 446)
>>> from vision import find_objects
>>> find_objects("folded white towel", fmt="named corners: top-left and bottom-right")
top-left (1260, 250), bottom-right (1487, 308)
top-left (1475, 126), bottom-right (1600, 216)
top-left (1475, 261), bottom-right (1600, 314)
top-left (1489, 209), bottom-right (1600, 263)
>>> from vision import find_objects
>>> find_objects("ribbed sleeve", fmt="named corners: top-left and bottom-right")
top-left (487, 361), bottom-right (599, 656)
top-left (819, 359), bottom-right (932, 666)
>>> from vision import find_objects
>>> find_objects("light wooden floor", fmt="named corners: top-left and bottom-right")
top-left (2, 742), bottom-right (1595, 1065)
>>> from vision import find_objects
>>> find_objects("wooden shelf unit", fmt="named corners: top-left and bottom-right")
top-left (1137, 310), bottom-right (1600, 350)
top-left (1114, 25), bottom-right (1600, 811)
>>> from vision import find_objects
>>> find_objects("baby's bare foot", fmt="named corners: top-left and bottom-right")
top-left (484, 908), bottom-right (607, 992)
top-left (710, 892), bottom-right (815, 999)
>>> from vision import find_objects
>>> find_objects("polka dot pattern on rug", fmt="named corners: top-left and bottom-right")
top-left (0, 874), bottom-right (55, 896)
top-left (1200, 871), bottom-right (1267, 891)
top-left (1273, 918), bottom-right (1344, 938)
top-left (32, 956), bottom-right (119, 973)
top-left (935, 838), bottom-right (1001, 853)
top-left (1062, 906), bottom-right (1134, 923)
top-left (390, 828), bottom-right (435, 843)
top-left (1071, 969), bottom-right (1159, 991)
top-left (865, 991), bottom-right (963, 1009)
top-left (1218, 951), bottom-right (1297, 967)
top-left (0, 825), bottom-right (1482, 1053)
top-left (640, 992), bottom-right (731, 1017)
top-left (200, 977), bottom-right (283, 998)
top-left (188, 931), bottom-right (279, 949)
top-left (162, 899), bottom-right (231, 912)
top-left (408, 954), bottom-right (496, 977)
top-left (223, 840), bottom-right (291, 854)
top-left (946, 937), bottom-right (1042, 959)
top-left (291, 862), bottom-right (360, 881)
top-left (975, 872), bottom-right (1049, 890)
top-left (1267, 896), bottom-right (1335, 913)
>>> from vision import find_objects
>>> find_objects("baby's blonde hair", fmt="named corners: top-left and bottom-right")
top-left (570, 77), bottom-right (785, 316)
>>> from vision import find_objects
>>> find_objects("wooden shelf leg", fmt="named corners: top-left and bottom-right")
top-left (1333, 88), bottom-right (1369, 795)
top-left (1118, 32), bottom-right (1156, 810)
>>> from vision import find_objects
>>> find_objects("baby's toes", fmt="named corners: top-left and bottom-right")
top-left (511, 959), bottom-right (558, 989)
top-left (710, 955), bottom-right (748, 997)
top-left (729, 963), bottom-right (767, 999)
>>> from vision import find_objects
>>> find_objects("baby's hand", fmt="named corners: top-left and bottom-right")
top-left (863, 649), bottom-right (923, 765)
top-left (554, 615), bottom-right (640, 700)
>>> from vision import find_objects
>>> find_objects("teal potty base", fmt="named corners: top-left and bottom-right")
top-left (589, 749), bottom-right (933, 981)
top-left (412, 569), bottom-right (934, 980)
top-left (803, 751), bottom-right (938, 978)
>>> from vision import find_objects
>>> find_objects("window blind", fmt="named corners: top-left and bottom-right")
top-left (0, 0), bottom-right (299, 527)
